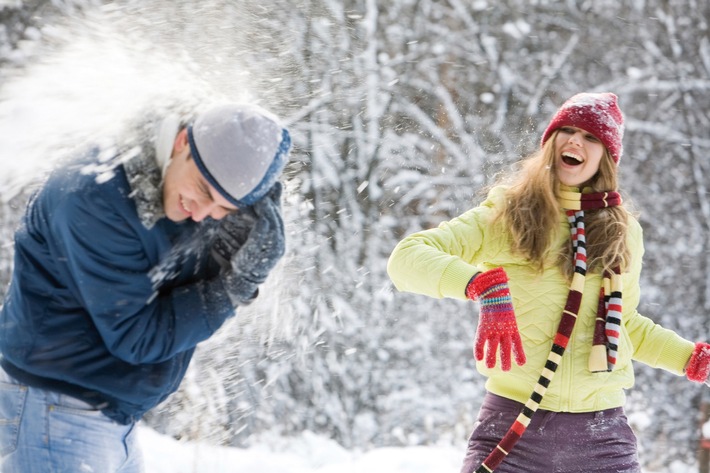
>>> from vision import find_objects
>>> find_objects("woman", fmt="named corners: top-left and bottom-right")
top-left (387, 92), bottom-right (710, 473)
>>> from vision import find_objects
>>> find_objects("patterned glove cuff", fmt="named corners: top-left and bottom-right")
top-left (686, 342), bottom-right (710, 383)
top-left (465, 267), bottom-right (509, 300)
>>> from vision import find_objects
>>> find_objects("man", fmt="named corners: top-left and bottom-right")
top-left (0, 103), bottom-right (291, 472)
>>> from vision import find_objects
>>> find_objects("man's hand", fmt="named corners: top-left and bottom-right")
top-left (220, 182), bottom-right (285, 305)
top-left (231, 182), bottom-right (285, 280)
top-left (211, 207), bottom-right (257, 270)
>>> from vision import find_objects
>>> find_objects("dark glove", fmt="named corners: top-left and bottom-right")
top-left (211, 206), bottom-right (257, 270)
top-left (466, 267), bottom-right (526, 371)
top-left (686, 342), bottom-right (710, 387)
top-left (220, 182), bottom-right (286, 305)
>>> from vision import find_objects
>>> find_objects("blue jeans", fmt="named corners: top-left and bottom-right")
top-left (0, 367), bottom-right (144, 473)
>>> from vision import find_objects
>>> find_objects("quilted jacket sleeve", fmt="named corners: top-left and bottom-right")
top-left (622, 216), bottom-right (695, 375)
top-left (47, 174), bottom-right (235, 364)
top-left (387, 187), bottom-right (506, 300)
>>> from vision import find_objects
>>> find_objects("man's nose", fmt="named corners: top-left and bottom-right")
top-left (192, 202), bottom-right (229, 222)
top-left (191, 201), bottom-right (216, 222)
top-left (210, 207), bottom-right (231, 221)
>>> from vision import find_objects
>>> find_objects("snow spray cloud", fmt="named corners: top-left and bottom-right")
top-left (0, 1), bottom-right (299, 340)
top-left (0, 0), bottom-right (298, 201)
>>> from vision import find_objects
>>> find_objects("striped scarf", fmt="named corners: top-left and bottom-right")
top-left (475, 189), bottom-right (622, 473)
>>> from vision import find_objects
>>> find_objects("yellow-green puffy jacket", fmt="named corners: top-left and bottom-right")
top-left (387, 186), bottom-right (694, 412)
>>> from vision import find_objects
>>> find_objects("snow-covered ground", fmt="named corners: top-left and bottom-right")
top-left (139, 426), bottom-right (464, 473)
top-left (139, 425), bottom-right (699, 473)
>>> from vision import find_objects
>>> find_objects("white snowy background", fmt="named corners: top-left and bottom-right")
top-left (1, 1), bottom-right (710, 472)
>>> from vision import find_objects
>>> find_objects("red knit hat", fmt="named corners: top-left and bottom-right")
top-left (540, 92), bottom-right (625, 164)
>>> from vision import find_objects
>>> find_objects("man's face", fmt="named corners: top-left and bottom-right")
top-left (163, 129), bottom-right (238, 223)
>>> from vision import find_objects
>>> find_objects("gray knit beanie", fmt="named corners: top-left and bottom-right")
top-left (187, 103), bottom-right (291, 207)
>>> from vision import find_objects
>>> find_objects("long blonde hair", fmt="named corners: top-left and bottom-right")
top-left (494, 130), bottom-right (631, 277)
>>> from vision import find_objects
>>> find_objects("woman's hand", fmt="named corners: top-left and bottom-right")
top-left (686, 342), bottom-right (710, 387)
top-left (466, 267), bottom-right (527, 371)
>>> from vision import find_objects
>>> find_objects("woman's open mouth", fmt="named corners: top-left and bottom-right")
top-left (561, 151), bottom-right (583, 166)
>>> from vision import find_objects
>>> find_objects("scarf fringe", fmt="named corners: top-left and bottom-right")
top-left (589, 269), bottom-right (623, 372)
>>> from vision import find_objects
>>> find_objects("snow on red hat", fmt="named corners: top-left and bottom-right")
top-left (540, 92), bottom-right (625, 164)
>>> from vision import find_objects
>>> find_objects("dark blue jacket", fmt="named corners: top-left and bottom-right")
top-left (0, 148), bottom-right (236, 424)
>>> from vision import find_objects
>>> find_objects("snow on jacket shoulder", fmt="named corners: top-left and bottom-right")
top-left (387, 185), bottom-right (694, 413)
top-left (0, 147), bottom-right (236, 424)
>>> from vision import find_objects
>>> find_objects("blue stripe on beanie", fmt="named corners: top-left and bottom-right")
top-left (187, 124), bottom-right (238, 206)
top-left (238, 128), bottom-right (291, 206)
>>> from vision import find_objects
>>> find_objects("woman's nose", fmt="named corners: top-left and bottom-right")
top-left (568, 132), bottom-right (583, 146)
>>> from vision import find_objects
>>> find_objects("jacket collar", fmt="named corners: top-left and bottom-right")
top-left (123, 148), bottom-right (164, 229)
top-left (122, 116), bottom-right (180, 229)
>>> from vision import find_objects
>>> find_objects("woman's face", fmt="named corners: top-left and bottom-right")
top-left (553, 126), bottom-right (606, 187)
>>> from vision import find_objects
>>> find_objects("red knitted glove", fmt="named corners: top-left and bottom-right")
top-left (686, 342), bottom-right (710, 387)
top-left (466, 267), bottom-right (526, 371)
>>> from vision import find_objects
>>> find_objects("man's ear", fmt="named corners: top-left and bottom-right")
top-left (173, 128), bottom-right (190, 154)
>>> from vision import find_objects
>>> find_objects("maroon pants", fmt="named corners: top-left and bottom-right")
top-left (460, 393), bottom-right (641, 473)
